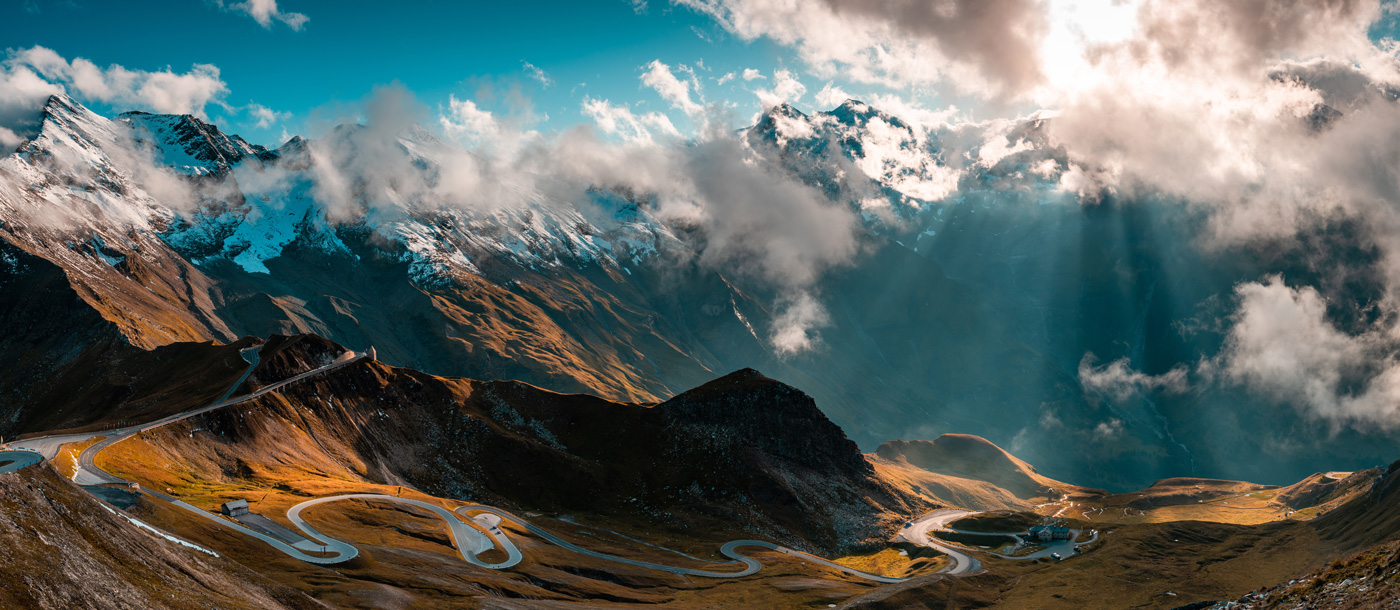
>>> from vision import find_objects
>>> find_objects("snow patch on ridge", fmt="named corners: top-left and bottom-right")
top-left (102, 504), bottom-right (220, 557)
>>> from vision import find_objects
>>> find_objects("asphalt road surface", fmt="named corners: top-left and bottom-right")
top-left (13, 346), bottom-right (261, 463)
top-left (166, 495), bottom-right (910, 582)
top-left (6, 347), bottom-right (367, 566)
top-left (899, 509), bottom-right (983, 574)
top-left (13, 345), bottom-right (920, 584)
top-left (61, 348), bottom-right (361, 486)
top-left (991, 529), bottom-right (1098, 561)
top-left (0, 450), bottom-right (42, 474)
top-left (902, 509), bottom-right (1103, 565)
top-left (288, 494), bottom-right (514, 569)
top-left (455, 504), bottom-right (908, 582)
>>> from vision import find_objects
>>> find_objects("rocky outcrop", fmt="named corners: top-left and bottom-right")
top-left (658, 368), bottom-right (874, 476)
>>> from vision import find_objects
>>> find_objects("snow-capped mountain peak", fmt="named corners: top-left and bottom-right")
top-left (2, 94), bottom-right (176, 233)
top-left (119, 111), bottom-right (274, 177)
top-left (16, 94), bottom-right (131, 180)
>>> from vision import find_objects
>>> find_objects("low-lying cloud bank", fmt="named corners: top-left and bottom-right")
top-left (1214, 277), bottom-right (1400, 429)
top-left (1, 67), bottom-right (867, 355)
top-left (383, 86), bottom-right (864, 353)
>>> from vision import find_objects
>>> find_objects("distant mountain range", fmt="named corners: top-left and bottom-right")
top-left (2, 93), bottom-right (1394, 492)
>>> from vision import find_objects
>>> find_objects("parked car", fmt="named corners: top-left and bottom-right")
top-left (1050, 553), bottom-right (1062, 561)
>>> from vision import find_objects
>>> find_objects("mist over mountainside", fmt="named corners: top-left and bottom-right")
top-left (3, 91), bottom-right (1398, 492)
top-left (10, 1), bottom-right (1400, 607)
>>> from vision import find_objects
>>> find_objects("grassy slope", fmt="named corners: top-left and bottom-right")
top-left (873, 435), bottom-right (1107, 507)
top-left (21, 332), bottom-right (1394, 610)
top-left (0, 463), bottom-right (325, 610)
top-left (87, 345), bottom-right (947, 608)
top-left (11, 338), bottom-right (255, 438)
top-left (1234, 538), bottom-right (1400, 609)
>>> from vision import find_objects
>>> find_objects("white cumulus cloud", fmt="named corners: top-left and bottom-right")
top-left (581, 96), bottom-right (681, 144)
top-left (220, 0), bottom-right (309, 30)
top-left (813, 82), bottom-right (849, 108)
top-left (756, 68), bottom-right (806, 108)
top-left (675, 0), bottom-right (1044, 96)
top-left (522, 61), bottom-right (553, 87)
top-left (1, 46), bottom-right (230, 123)
top-left (1079, 355), bottom-right (1189, 402)
top-left (246, 103), bottom-right (291, 128)
top-left (1214, 276), bottom-right (1400, 429)
top-left (770, 292), bottom-right (830, 355)
top-left (641, 60), bottom-right (704, 116)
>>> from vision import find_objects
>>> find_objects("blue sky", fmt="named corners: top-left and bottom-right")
top-left (1, 0), bottom-right (892, 146)
top-left (7, 0), bottom-right (1397, 149)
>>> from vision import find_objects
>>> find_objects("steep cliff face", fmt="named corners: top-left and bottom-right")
top-left (2, 96), bottom-right (240, 350)
top-left (649, 369), bottom-right (915, 550)
top-left (0, 230), bottom-right (259, 437)
top-left (651, 368), bottom-right (926, 551)
top-left (0, 237), bottom-right (238, 436)
top-left (119, 111), bottom-right (275, 177)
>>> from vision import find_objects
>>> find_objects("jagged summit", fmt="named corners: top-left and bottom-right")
top-left (828, 98), bottom-right (910, 131)
top-left (749, 102), bottom-right (815, 143)
top-left (39, 93), bottom-right (80, 120)
top-left (661, 367), bottom-right (797, 413)
top-left (119, 111), bottom-right (274, 176)
top-left (671, 367), bottom-right (771, 393)
top-left (16, 94), bottom-right (127, 168)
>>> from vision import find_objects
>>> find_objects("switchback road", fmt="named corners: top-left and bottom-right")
top-left (899, 509), bottom-right (983, 574)
top-left (18, 345), bottom-right (923, 585)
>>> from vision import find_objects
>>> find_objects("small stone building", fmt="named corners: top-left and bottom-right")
top-left (221, 499), bottom-right (250, 517)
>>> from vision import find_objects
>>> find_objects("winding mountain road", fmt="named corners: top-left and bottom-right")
top-left (0, 449), bottom-right (42, 474)
top-left (456, 504), bottom-right (872, 580)
top-left (286, 494), bottom-right (512, 568)
top-left (57, 347), bottom-right (364, 485)
top-left (14, 345), bottom-right (927, 585)
top-left (141, 487), bottom-right (360, 565)
top-left (132, 488), bottom-right (913, 582)
top-left (901, 508), bottom-right (1103, 565)
top-left (899, 509), bottom-right (983, 574)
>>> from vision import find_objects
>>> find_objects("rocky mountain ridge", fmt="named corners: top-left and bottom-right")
top-left (7, 93), bottom-right (1398, 495)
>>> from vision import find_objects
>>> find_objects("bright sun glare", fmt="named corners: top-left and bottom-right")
top-left (1040, 0), bottom-right (1142, 97)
